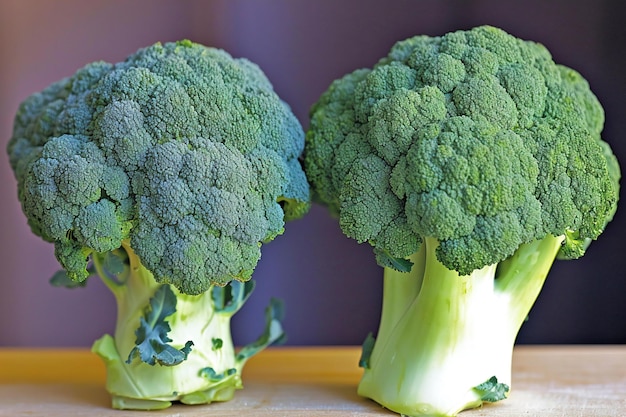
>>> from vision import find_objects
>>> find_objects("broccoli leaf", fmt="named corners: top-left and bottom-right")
top-left (50, 270), bottom-right (89, 288)
top-left (212, 338), bottom-right (223, 351)
top-left (236, 297), bottom-right (286, 363)
top-left (102, 250), bottom-right (127, 275)
top-left (126, 285), bottom-right (193, 366)
top-left (358, 332), bottom-right (376, 369)
top-left (212, 280), bottom-right (255, 315)
top-left (373, 248), bottom-right (413, 273)
top-left (49, 262), bottom-right (98, 288)
top-left (473, 376), bottom-right (510, 402)
top-left (199, 367), bottom-right (237, 382)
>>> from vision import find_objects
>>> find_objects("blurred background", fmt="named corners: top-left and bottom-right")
top-left (0, 0), bottom-right (624, 347)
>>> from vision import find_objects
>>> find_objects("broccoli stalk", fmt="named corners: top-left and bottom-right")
top-left (81, 241), bottom-right (284, 410)
top-left (359, 235), bottom-right (563, 416)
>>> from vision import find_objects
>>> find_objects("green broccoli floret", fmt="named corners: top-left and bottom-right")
top-left (304, 26), bottom-right (620, 417)
top-left (8, 40), bottom-right (309, 410)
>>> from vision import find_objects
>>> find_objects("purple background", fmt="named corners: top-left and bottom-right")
top-left (1, 0), bottom-right (625, 347)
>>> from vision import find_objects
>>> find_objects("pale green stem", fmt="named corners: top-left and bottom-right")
top-left (495, 234), bottom-right (565, 334)
top-left (372, 243), bottom-right (425, 356)
top-left (359, 236), bottom-right (562, 417)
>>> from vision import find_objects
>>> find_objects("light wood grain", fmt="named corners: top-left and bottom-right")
top-left (0, 346), bottom-right (624, 416)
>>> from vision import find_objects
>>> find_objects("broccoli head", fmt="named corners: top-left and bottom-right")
top-left (305, 26), bottom-right (620, 416)
top-left (8, 40), bottom-right (308, 409)
top-left (9, 39), bottom-right (309, 295)
top-left (305, 25), bottom-right (618, 274)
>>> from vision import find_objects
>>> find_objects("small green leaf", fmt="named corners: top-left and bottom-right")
top-left (49, 269), bottom-right (91, 288)
top-left (212, 338), bottom-right (223, 351)
top-left (102, 251), bottom-right (126, 276)
top-left (126, 285), bottom-right (193, 366)
top-left (199, 367), bottom-right (237, 382)
top-left (212, 280), bottom-right (255, 315)
top-left (358, 332), bottom-right (376, 369)
top-left (236, 297), bottom-right (286, 363)
top-left (374, 248), bottom-right (413, 273)
top-left (473, 376), bottom-right (510, 402)
top-left (94, 250), bottom-right (130, 286)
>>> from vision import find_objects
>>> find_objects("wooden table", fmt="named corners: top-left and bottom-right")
top-left (0, 345), bottom-right (624, 416)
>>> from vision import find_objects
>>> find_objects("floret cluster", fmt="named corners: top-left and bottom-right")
top-left (8, 40), bottom-right (309, 294)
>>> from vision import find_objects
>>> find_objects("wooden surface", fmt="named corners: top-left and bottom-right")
top-left (0, 345), bottom-right (624, 416)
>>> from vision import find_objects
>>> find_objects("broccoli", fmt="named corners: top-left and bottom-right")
top-left (304, 26), bottom-right (620, 417)
top-left (7, 40), bottom-right (309, 410)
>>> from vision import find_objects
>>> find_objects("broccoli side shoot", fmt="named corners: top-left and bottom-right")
top-left (304, 26), bottom-right (620, 417)
top-left (7, 40), bottom-right (309, 409)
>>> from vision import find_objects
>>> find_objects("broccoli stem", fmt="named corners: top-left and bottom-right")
top-left (90, 242), bottom-right (247, 410)
top-left (358, 235), bottom-right (564, 417)
top-left (373, 246), bottom-right (425, 354)
top-left (495, 235), bottom-right (566, 333)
